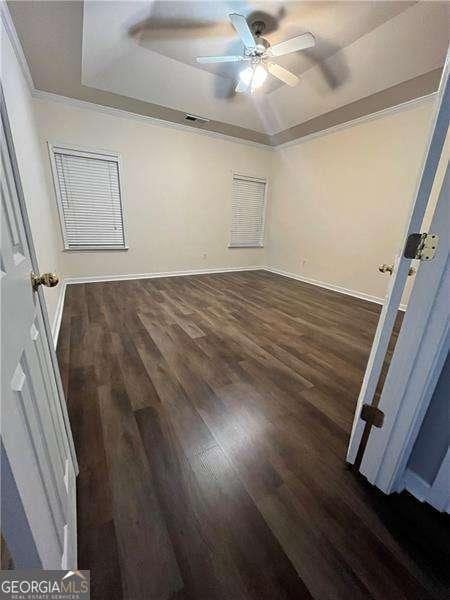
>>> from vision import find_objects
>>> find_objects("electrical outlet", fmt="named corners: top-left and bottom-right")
top-left (202, 252), bottom-right (207, 260)
top-left (300, 258), bottom-right (308, 268)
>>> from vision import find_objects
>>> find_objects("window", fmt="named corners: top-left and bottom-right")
top-left (229, 173), bottom-right (267, 248)
top-left (49, 144), bottom-right (127, 250)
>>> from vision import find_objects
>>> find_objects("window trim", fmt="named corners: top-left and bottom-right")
top-left (228, 171), bottom-right (268, 249)
top-left (47, 142), bottom-right (129, 251)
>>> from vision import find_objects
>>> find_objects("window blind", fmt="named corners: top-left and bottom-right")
top-left (230, 174), bottom-right (267, 248)
top-left (51, 146), bottom-right (126, 250)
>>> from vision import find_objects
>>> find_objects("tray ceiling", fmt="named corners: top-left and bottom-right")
top-left (7, 1), bottom-right (450, 145)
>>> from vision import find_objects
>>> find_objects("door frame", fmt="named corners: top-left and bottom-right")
top-left (360, 164), bottom-right (449, 495)
top-left (0, 84), bottom-right (78, 475)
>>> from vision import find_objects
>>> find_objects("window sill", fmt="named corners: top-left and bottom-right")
top-left (63, 246), bottom-right (129, 252)
top-left (228, 244), bottom-right (264, 249)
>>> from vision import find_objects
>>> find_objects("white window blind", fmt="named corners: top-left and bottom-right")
top-left (50, 145), bottom-right (126, 250)
top-left (230, 173), bottom-right (267, 248)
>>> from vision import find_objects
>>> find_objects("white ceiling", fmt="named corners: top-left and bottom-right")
top-left (81, 1), bottom-right (449, 135)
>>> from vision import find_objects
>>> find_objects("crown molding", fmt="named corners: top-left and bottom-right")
top-left (275, 92), bottom-right (436, 151)
top-left (1, 1), bottom-right (35, 91)
top-left (32, 90), bottom-right (274, 151)
top-left (33, 87), bottom-right (437, 152)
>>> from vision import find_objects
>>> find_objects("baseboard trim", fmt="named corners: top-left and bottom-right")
top-left (402, 469), bottom-right (431, 503)
top-left (264, 267), bottom-right (407, 311)
top-left (64, 265), bottom-right (407, 311)
top-left (51, 281), bottom-right (67, 348)
top-left (65, 265), bottom-right (265, 285)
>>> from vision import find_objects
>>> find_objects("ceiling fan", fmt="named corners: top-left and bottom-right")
top-left (195, 13), bottom-right (315, 94)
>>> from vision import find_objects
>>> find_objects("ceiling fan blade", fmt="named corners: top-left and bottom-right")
top-left (229, 13), bottom-right (256, 50)
top-left (268, 63), bottom-right (299, 87)
top-left (196, 55), bottom-right (249, 64)
top-left (269, 32), bottom-right (315, 57)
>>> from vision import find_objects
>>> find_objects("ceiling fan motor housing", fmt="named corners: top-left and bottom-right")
top-left (255, 37), bottom-right (270, 55)
top-left (251, 20), bottom-right (266, 35)
top-left (250, 20), bottom-right (269, 54)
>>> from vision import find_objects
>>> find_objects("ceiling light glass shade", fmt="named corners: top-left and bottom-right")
top-left (252, 64), bottom-right (268, 90)
top-left (239, 66), bottom-right (253, 86)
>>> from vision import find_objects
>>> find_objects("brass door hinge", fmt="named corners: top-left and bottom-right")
top-left (404, 233), bottom-right (439, 261)
top-left (361, 404), bottom-right (384, 428)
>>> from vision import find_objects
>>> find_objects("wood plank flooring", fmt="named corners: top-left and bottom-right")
top-left (57, 270), bottom-right (449, 600)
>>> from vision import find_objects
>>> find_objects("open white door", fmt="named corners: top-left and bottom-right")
top-left (347, 51), bottom-right (450, 468)
top-left (361, 161), bottom-right (449, 499)
top-left (1, 87), bottom-right (78, 567)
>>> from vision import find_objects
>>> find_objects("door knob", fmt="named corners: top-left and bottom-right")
top-left (31, 272), bottom-right (59, 292)
top-left (378, 263), bottom-right (393, 275)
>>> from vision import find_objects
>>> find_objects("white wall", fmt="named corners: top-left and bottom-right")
top-left (1, 17), bottom-right (62, 327)
top-left (32, 95), bottom-right (435, 302)
top-left (25, 72), bottom-right (436, 307)
top-left (11, 84), bottom-right (436, 311)
top-left (267, 100), bottom-right (435, 303)
top-left (33, 98), bottom-right (274, 280)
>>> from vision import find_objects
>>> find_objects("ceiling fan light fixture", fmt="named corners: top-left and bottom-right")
top-left (239, 66), bottom-right (254, 87)
top-left (195, 13), bottom-right (314, 96)
top-left (239, 64), bottom-right (268, 94)
top-left (251, 64), bottom-right (268, 90)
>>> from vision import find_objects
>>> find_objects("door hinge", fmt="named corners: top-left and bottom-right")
top-left (404, 233), bottom-right (439, 261)
top-left (361, 404), bottom-right (384, 428)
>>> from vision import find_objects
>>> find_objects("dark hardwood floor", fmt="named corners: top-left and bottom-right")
top-left (57, 270), bottom-right (449, 600)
